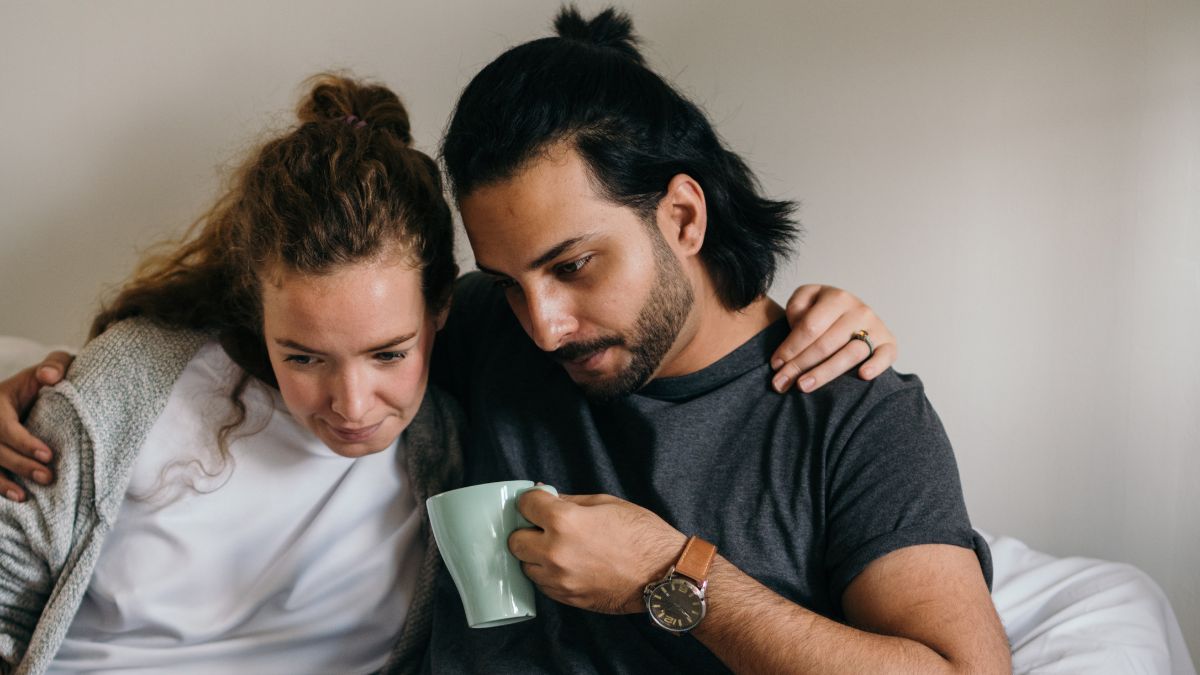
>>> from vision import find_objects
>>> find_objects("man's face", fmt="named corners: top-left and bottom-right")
top-left (460, 145), bottom-right (694, 400)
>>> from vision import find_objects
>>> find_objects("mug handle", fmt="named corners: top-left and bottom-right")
top-left (515, 484), bottom-right (559, 529)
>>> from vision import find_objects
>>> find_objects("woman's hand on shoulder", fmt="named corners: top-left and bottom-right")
top-left (770, 285), bottom-right (897, 394)
top-left (0, 351), bottom-right (73, 501)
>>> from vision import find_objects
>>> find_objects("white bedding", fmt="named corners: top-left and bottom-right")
top-left (0, 337), bottom-right (1195, 672)
top-left (986, 531), bottom-right (1195, 674)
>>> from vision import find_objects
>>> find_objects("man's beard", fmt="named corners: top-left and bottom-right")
top-left (552, 230), bottom-right (694, 401)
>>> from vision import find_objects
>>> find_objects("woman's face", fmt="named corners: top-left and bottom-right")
top-left (260, 257), bottom-right (443, 458)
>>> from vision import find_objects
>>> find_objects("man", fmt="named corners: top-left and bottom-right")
top-left (424, 6), bottom-right (1009, 673)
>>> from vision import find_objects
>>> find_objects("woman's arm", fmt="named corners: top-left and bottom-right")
top-left (0, 386), bottom-right (87, 668)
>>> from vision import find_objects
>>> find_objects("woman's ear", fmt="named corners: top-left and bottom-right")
top-left (434, 300), bottom-right (451, 331)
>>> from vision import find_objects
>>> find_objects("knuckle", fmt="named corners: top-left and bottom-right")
top-left (797, 322), bottom-right (821, 341)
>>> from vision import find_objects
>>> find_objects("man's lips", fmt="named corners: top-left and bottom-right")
top-left (561, 346), bottom-right (608, 370)
top-left (552, 338), bottom-right (623, 366)
top-left (326, 420), bottom-right (383, 442)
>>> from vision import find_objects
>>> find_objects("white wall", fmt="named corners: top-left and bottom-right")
top-left (2, 0), bottom-right (1197, 656)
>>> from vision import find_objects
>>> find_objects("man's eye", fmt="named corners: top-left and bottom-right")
top-left (556, 255), bottom-right (593, 275)
top-left (283, 354), bottom-right (314, 366)
top-left (375, 351), bottom-right (408, 363)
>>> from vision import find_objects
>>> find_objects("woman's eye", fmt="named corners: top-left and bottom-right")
top-left (557, 255), bottom-right (593, 275)
top-left (491, 277), bottom-right (517, 290)
top-left (283, 354), bottom-right (314, 366)
top-left (375, 351), bottom-right (407, 363)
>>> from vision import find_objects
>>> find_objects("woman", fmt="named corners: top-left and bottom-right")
top-left (0, 74), bottom-right (460, 674)
top-left (0, 74), bottom-right (897, 672)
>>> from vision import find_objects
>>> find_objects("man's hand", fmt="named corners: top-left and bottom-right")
top-left (509, 490), bottom-right (687, 615)
top-left (771, 285), bottom-right (897, 393)
top-left (0, 351), bottom-right (73, 501)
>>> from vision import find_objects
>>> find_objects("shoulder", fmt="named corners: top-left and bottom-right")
top-left (404, 384), bottom-right (466, 501)
top-left (802, 368), bottom-right (934, 428)
top-left (65, 318), bottom-right (212, 401)
top-left (48, 318), bottom-right (212, 456)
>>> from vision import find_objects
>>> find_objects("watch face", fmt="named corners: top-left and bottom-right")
top-left (646, 577), bottom-right (705, 632)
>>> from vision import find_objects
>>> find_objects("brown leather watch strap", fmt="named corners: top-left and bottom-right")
top-left (674, 535), bottom-right (717, 583)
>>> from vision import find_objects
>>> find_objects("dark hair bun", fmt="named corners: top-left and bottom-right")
top-left (297, 73), bottom-right (413, 146)
top-left (554, 6), bottom-right (644, 65)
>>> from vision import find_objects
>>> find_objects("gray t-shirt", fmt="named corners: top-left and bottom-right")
top-left (426, 274), bottom-right (990, 673)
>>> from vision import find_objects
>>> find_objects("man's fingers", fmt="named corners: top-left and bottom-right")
top-left (0, 444), bottom-right (53, 486)
top-left (556, 493), bottom-right (617, 507)
top-left (35, 351), bottom-right (73, 386)
top-left (0, 392), bottom-right (55, 464)
top-left (0, 473), bottom-right (26, 502)
top-left (517, 486), bottom-right (564, 527)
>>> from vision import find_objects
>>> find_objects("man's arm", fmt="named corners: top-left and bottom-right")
top-left (0, 352), bottom-right (71, 501)
top-left (0, 387), bottom-right (86, 669)
top-left (510, 492), bottom-right (1009, 674)
top-left (695, 544), bottom-right (1009, 673)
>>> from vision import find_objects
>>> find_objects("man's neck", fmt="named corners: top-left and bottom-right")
top-left (652, 289), bottom-right (784, 380)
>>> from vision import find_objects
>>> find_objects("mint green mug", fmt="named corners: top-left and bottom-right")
top-left (426, 480), bottom-right (558, 628)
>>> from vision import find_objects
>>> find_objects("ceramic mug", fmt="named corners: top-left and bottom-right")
top-left (426, 480), bottom-right (558, 628)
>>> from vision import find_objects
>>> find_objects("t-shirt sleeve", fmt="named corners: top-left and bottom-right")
top-left (822, 377), bottom-right (992, 609)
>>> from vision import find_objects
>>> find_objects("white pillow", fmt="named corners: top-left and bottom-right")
top-left (0, 336), bottom-right (73, 380)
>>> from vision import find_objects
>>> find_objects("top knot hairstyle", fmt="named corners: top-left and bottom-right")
top-left (442, 5), bottom-right (799, 310)
top-left (552, 6), bottom-right (644, 64)
top-left (92, 73), bottom-right (457, 382)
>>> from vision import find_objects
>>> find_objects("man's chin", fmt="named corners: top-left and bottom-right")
top-left (569, 367), bottom-right (650, 402)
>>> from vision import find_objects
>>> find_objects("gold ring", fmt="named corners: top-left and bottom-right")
top-left (850, 329), bottom-right (874, 359)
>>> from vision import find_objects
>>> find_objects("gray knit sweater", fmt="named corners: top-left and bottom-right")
top-left (0, 319), bottom-right (464, 675)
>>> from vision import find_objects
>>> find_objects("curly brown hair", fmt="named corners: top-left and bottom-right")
top-left (89, 73), bottom-right (457, 482)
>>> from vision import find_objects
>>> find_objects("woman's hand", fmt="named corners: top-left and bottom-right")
top-left (0, 351), bottom-right (73, 501)
top-left (770, 285), bottom-right (897, 393)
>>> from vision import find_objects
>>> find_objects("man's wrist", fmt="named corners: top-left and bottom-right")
top-left (626, 529), bottom-right (689, 613)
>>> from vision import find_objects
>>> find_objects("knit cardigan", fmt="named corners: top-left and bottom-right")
top-left (0, 318), bottom-right (465, 675)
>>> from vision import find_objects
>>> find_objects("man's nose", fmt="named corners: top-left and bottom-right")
top-left (522, 286), bottom-right (578, 353)
top-left (330, 367), bottom-right (372, 423)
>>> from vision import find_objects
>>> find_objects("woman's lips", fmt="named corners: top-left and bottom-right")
top-left (327, 420), bottom-right (383, 442)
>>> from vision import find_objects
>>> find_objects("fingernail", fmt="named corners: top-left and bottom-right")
top-left (771, 358), bottom-right (783, 370)
top-left (5, 489), bottom-right (22, 501)
top-left (37, 366), bottom-right (57, 381)
top-left (36, 449), bottom-right (52, 463)
top-left (772, 375), bottom-right (787, 393)
top-left (33, 470), bottom-right (51, 485)
top-left (799, 377), bottom-right (816, 392)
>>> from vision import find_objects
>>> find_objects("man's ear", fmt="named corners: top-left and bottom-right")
top-left (659, 173), bottom-right (707, 256)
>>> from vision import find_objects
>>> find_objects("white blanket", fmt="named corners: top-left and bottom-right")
top-left (986, 531), bottom-right (1195, 673)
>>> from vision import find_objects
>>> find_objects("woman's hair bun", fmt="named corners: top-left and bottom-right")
top-left (554, 5), bottom-right (644, 65)
top-left (297, 73), bottom-right (413, 146)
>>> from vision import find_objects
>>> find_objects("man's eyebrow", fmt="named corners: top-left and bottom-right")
top-left (274, 334), bottom-right (417, 355)
top-left (475, 233), bottom-right (600, 278)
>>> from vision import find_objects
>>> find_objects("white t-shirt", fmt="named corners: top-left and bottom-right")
top-left (50, 342), bottom-right (424, 674)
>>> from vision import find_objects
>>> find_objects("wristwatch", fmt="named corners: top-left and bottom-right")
top-left (643, 535), bottom-right (717, 633)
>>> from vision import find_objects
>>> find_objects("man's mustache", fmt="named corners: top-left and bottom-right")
top-left (551, 336), bottom-right (625, 362)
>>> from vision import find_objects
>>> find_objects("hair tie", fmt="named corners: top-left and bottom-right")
top-left (345, 115), bottom-right (367, 129)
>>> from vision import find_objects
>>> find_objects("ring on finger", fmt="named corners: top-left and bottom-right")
top-left (849, 329), bottom-right (874, 360)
